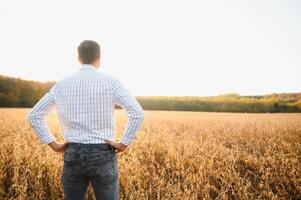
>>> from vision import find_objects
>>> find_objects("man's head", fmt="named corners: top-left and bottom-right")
top-left (77, 40), bottom-right (101, 68)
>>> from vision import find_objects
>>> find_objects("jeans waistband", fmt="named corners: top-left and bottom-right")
top-left (66, 142), bottom-right (114, 151)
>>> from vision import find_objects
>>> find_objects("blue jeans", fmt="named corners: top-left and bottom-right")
top-left (61, 142), bottom-right (119, 200)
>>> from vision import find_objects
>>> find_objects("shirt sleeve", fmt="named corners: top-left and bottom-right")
top-left (27, 84), bottom-right (57, 144)
top-left (111, 78), bottom-right (144, 146)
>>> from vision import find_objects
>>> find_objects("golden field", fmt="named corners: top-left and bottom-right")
top-left (0, 108), bottom-right (300, 200)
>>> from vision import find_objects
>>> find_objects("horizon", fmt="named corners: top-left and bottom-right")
top-left (1, 73), bottom-right (300, 98)
top-left (0, 0), bottom-right (300, 96)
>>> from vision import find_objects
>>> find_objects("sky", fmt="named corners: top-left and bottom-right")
top-left (0, 0), bottom-right (300, 96)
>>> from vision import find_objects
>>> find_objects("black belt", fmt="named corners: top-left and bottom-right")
top-left (65, 142), bottom-right (114, 151)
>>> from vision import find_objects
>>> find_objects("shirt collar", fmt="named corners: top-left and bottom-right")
top-left (80, 64), bottom-right (98, 71)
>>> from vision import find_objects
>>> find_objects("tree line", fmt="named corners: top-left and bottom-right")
top-left (0, 74), bottom-right (300, 113)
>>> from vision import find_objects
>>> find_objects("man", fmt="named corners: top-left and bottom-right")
top-left (27, 40), bottom-right (144, 200)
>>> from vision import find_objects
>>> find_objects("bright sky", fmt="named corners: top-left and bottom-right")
top-left (0, 0), bottom-right (300, 96)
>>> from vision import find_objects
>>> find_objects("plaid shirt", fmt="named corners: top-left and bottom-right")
top-left (27, 64), bottom-right (144, 145)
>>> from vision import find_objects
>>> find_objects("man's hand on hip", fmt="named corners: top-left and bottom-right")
top-left (105, 140), bottom-right (128, 153)
top-left (48, 140), bottom-right (68, 153)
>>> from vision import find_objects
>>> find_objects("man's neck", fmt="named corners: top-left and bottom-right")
top-left (81, 63), bottom-right (99, 70)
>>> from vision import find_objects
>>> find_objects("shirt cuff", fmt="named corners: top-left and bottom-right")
top-left (40, 135), bottom-right (55, 144)
top-left (120, 137), bottom-right (134, 146)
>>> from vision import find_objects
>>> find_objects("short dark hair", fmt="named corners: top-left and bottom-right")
top-left (77, 40), bottom-right (100, 64)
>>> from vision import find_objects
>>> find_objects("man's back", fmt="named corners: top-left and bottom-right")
top-left (28, 64), bottom-right (144, 146)
top-left (56, 64), bottom-right (126, 144)
top-left (27, 40), bottom-right (143, 200)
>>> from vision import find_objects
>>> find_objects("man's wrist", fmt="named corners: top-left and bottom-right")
top-left (120, 142), bottom-right (129, 147)
top-left (47, 140), bottom-right (58, 149)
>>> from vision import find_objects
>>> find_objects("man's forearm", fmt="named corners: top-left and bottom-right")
top-left (120, 110), bottom-right (144, 145)
top-left (27, 114), bottom-right (55, 144)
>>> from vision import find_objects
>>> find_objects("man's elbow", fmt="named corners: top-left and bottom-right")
top-left (131, 108), bottom-right (144, 120)
top-left (137, 109), bottom-right (144, 122)
top-left (27, 111), bottom-right (37, 124)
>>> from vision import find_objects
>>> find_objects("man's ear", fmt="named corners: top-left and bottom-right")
top-left (78, 56), bottom-right (82, 64)
top-left (95, 58), bottom-right (101, 68)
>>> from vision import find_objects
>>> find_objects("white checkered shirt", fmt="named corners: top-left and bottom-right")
top-left (27, 64), bottom-right (144, 145)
